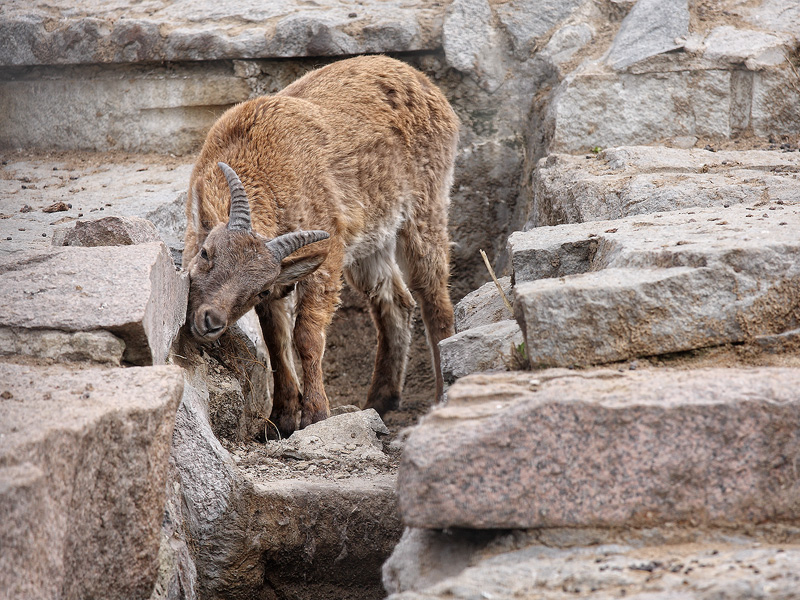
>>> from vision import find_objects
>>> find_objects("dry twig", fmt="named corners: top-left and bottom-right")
top-left (479, 249), bottom-right (514, 317)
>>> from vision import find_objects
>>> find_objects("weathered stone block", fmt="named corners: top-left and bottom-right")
top-left (606, 0), bottom-right (688, 70)
top-left (546, 68), bottom-right (731, 153)
top-left (440, 320), bottom-right (524, 384)
top-left (387, 538), bottom-right (800, 599)
top-left (0, 243), bottom-right (188, 365)
top-left (0, 363), bottom-right (184, 600)
top-left (454, 277), bottom-right (514, 333)
top-left (526, 147), bottom-right (800, 227)
top-left (397, 369), bottom-right (800, 529)
top-left (510, 203), bottom-right (800, 367)
top-left (0, 1), bottom-right (444, 67)
top-left (515, 266), bottom-right (743, 368)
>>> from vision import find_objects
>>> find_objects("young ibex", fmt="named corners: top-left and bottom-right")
top-left (183, 55), bottom-right (458, 437)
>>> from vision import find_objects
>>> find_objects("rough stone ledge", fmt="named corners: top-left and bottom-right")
top-left (0, 327), bottom-right (126, 365)
top-left (0, 242), bottom-right (188, 365)
top-left (510, 201), bottom-right (800, 284)
top-left (0, 0), bottom-right (446, 67)
top-left (440, 319), bottom-right (523, 385)
top-left (527, 146), bottom-right (800, 228)
top-left (385, 532), bottom-right (800, 599)
top-left (0, 362), bottom-right (184, 600)
top-left (508, 202), bottom-right (800, 367)
top-left (398, 368), bottom-right (800, 530)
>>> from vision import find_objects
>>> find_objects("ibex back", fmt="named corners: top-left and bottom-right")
top-left (183, 55), bottom-right (458, 437)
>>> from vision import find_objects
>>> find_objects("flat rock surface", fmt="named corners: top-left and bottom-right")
top-left (0, 0), bottom-right (447, 66)
top-left (0, 242), bottom-right (188, 365)
top-left (388, 540), bottom-right (800, 599)
top-left (509, 201), bottom-right (800, 367)
top-left (512, 200), bottom-right (800, 283)
top-left (440, 319), bottom-right (524, 384)
top-left (398, 368), bottom-right (800, 530)
top-left (528, 146), bottom-right (800, 227)
top-left (0, 362), bottom-right (184, 600)
top-left (0, 151), bottom-right (191, 261)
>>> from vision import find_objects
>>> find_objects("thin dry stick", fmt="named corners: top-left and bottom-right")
top-left (782, 49), bottom-right (800, 95)
top-left (479, 249), bottom-right (514, 317)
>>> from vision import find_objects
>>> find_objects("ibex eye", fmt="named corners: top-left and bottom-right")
top-left (257, 289), bottom-right (270, 300)
top-left (200, 248), bottom-right (209, 260)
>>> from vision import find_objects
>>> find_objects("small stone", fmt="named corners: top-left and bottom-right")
top-left (42, 202), bottom-right (69, 213)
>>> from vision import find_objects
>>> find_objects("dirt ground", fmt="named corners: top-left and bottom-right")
top-left (323, 284), bottom-right (438, 434)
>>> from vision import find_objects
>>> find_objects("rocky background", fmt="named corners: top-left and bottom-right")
top-left (1, 0), bottom-right (800, 599)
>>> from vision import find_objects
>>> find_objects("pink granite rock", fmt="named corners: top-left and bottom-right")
top-left (0, 362), bottom-right (184, 600)
top-left (398, 368), bottom-right (800, 529)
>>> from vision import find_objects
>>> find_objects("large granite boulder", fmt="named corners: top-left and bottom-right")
top-left (0, 363), bottom-right (184, 600)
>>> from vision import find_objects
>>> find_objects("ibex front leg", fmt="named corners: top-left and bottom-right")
top-left (256, 296), bottom-right (302, 438)
top-left (294, 281), bottom-right (339, 429)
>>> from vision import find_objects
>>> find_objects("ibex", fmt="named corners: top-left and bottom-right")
top-left (183, 55), bottom-right (459, 437)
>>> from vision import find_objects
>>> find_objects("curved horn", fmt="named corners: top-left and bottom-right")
top-left (267, 230), bottom-right (330, 262)
top-left (218, 162), bottom-right (251, 232)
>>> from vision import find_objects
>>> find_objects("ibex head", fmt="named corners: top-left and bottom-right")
top-left (186, 162), bottom-right (330, 342)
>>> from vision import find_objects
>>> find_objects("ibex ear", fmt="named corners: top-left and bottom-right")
top-left (273, 251), bottom-right (328, 287)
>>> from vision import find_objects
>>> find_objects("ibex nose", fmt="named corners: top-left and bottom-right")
top-left (196, 306), bottom-right (227, 340)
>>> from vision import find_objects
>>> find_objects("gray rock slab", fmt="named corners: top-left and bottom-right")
top-left (544, 47), bottom-right (800, 153)
top-left (0, 152), bottom-right (192, 261)
top-left (0, 62), bottom-right (250, 154)
top-left (245, 475), bottom-right (401, 598)
top-left (454, 277), bottom-right (514, 333)
top-left (0, 328), bottom-right (126, 365)
top-left (510, 202), bottom-right (800, 366)
top-left (702, 25), bottom-right (788, 68)
top-left (527, 146), bottom-right (800, 227)
top-left (747, 0), bottom-right (800, 38)
top-left (0, 0), bottom-right (445, 66)
top-left (606, 0), bottom-right (689, 70)
top-left (397, 368), bottom-right (800, 530)
top-left (387, 538), bottom-right (800, 599)
top-left (546, 67), bottom-right (732, 153)
top-left (494, 0), bottom-right (583, 57)
top-left (516, 266), bottom-right (746, 367)
top-left (440, 320), bottom-right (524, 384)
top-left (0, 242), bottom-right (188, 365)
top-left (0, 362), bottom-right (184, 600)
top-left (270, 409), bottom-right (390, 466)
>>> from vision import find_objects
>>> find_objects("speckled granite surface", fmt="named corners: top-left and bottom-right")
top-left (398, 368), bottom-right (800, 529)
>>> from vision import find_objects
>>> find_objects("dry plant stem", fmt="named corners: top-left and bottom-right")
top-left (480, 248), bottom-right (514, 317)
top-left (782, 49), bottom-right (800, 95)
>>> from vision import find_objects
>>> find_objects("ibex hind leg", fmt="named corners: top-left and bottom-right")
top-left (399, 220), bottom-right (455, 404)
top-left (345, 246), bottom-right (415, 416)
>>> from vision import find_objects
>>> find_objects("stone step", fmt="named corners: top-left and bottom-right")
top-left (0, 152), bottom-right (192, 263)
top-left (526, 146), bottom-right (800, 228)
top-left (1, 1), bottom-right (443, 67)
top-left (0, 362), bottom-right (184, 600)
top-left (0, 242), bottom-right (187, 365)
top-left (172, 372), bottom-right (402, 599)
top-left (509, 201), bottom-right (800, 368)
top-left (398, 368), bottom-right (800, 530)
top-left (385, 533), bottom-right (800, 599)
top-left (0, 0), bottom-right (443, 154)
